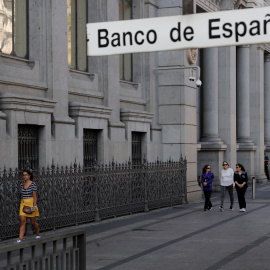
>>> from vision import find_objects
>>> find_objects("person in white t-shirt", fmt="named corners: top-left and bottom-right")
top-left (219, 161), bottom-right (234, 211)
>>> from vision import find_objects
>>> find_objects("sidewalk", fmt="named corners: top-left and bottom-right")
top-left (2, 182), bottom-right (270, 270)
top-left (81, 182), bottom-right (270, 270)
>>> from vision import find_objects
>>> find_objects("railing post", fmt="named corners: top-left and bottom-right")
top-left (77, 233), bottom-right (86, 270)
top-left (74, 162), bottom-right (78, 226)
top-left (143, 159), bottom-right (149, 212)
top-left (94, 163), bottom-right (100, 222)
top-left (252, 177), bottom-right (256, 199)
top-left (2, 167), bottom-right (7, 241)
top-left (52, 160), bottom-right (56, 230)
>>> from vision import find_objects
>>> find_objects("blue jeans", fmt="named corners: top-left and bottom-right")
top-left (220, 184), bottom-right (234, 207)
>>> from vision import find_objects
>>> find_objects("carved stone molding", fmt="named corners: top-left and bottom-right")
top-left (0, 93), bottom-right (56, 114)
top-left (69, 102), bottom-right (112, 120)
top-left (120, 109), bottom-right (153, 124)
top-left (234, 0), bottom-right (263, 9)
top-left (196, 0), bottom-right (221, 12)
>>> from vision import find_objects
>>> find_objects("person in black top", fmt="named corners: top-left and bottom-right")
top-left (234, 164), bottom-right (248, 212)
top-left (264, 153), bottom-right (269, 180)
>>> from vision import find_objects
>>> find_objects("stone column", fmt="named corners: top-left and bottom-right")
top-left (201, 48), bottom-right (222, 143)
top-left (236, 46), bottom-right (256, 179)
top-left (236, 46), bottom-right (252, 143)
top-left (198, 47), bottom-right (226, 191)
top-left (264, 54), bottom-right (270, 148)
top-left (218, 46), bottom-right (237, 174)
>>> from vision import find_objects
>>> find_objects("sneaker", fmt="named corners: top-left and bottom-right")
top-left (242, 208), bottom-right (246, 212)
top-left (16, 239), bottom-right (21, 243)
top-left (229, 206), bottom-right (234, 210)
top-left (36, 236), bottom-right (41, 239)
top-left (239, 208), bottom-right (245, 212)
top-left (208, 207), bottom-right (213, 211)
top-left (219, 206), bottom-right (224, 212)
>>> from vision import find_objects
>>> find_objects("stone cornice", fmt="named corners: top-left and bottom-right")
top-left (69, 102), bottom-right (112, 120)
top-left (0, 93), bottom-right (56, 114)
top-left (0, 79), bottom-right (47, 91)
top-left (120, 109), bottom-right (153, 123)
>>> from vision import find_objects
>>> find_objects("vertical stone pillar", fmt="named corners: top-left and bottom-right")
top-left (104, 0), bottom-right (126, 163)
top-left (236, 46), bottom-right (252, 143)
top-left (236, 46), bottom-right (257, 179)
top-left (218, 46), bottom-right (237, 173)
top-left (264, 54), bottom-right (270, 149)
top-left (198, 48), bottom-right (226, 191)
top-left (201, 48), bottom-right (221, 142)
top-left (157, 2), bottom-right (201, 202)
top-left (249, 45), bottom-right (266, 182)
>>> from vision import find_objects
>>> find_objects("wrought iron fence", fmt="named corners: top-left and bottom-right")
top-left (0, 157), bottom-right (187, 240)
top-left (0, 230), bottom-right (86, 270)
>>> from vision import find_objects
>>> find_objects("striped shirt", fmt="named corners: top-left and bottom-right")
top-left (20, 182), bottom-right (37, 198)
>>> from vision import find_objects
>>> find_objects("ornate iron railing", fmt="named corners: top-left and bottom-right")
top-left (0, 230), bottom-right (86, 270)
top-left (0, 158), bottom-right (187, 240)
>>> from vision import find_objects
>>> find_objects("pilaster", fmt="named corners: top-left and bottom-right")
top-left (249, 45), bottom-right (266, 183)
top-left (264, 54), bottom-right (270, 150)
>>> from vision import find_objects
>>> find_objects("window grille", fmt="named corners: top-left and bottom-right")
top-left (83, 129), bottom-right (98, 167)
top-left (67, 0), bottom-right (88, 71)
top-left (132, 132), bottom-right (142, 165)
top-left (119, 0), bottom-right (133, 81)
top-left (0, 0), bottom-right (28, 58)
top-left (18, 125), bottom-right (39, 170)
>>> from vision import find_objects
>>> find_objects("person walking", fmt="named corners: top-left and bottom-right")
top-left (264, 153), bottom-right (269, 180)
top-left (219, 161), bottom-right (234, 211)
top-left (17, 170), bottom-right (40, 243)
top-left (234, 164), bottom-right (248, 212)
top-left (201, 164), bottom-right (214, 211)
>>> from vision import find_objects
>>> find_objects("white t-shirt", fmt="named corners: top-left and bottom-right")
top-left (220, 168), bottom-right (234, 186)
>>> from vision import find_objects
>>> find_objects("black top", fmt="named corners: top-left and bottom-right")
top-left (234, 171), bottom-right (248, 187)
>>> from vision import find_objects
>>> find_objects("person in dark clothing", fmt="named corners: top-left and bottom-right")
top-left (201, 164), bottom-right (214, 211)
top-left (264, 153), bottom-right (269, 180)
top-left (234, 164), bottom-right (248, 212)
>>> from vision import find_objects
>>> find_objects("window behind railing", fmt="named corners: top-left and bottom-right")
top-left (67, 0), bottom-right (88, 71)
top-left (18, 125), bottom-right (39, 170)
top-left (83, 129), bottom-right (98, 167)
top-left (132, 132), bottom-right (142, 165)
top-left (0, 0), bottom-right (28, 58)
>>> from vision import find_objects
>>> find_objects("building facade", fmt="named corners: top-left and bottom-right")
top-left (0, 0), bottom-right (269, 203)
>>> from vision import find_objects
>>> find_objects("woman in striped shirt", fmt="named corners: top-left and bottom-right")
top-left (17, 170), bottom-right (40, 243)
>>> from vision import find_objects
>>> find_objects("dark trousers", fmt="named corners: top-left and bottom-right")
top-left (235, 186), bottom-right (247, 209)
top-left (204, 190), bottom-right (212, 210)
top-left (265, 163), bottom-right (269, 180)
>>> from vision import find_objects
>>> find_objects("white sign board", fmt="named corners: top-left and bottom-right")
top-left (87, 6), bottom-right (270, 56)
